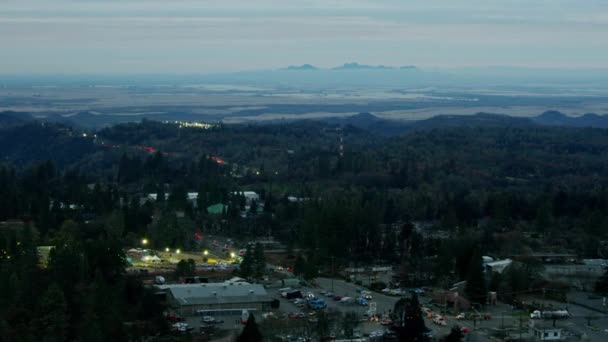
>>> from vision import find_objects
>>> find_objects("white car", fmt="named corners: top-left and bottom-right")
top-left (433, 316), bottom-right (447, 326)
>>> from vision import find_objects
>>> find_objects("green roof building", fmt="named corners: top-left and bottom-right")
top-left (207, 203), bottom-right (227, 215)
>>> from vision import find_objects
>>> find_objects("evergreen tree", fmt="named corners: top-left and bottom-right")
top-left (443, 326), bottom-right (464, 342)
top-left (390, 293), bottom-right (429, 341)
top-left (237, 314), bottom-right (262, 342)
top-left (253, 242), bottom-right (266, 280)
top-left (239, 245), bottom-right (254, 279)
top-left (249, 200), bottom-right (259, 215)
top-left (595, 267), bottom-right (608, 294)
top-left (175, 259), bottom-right (196, 277)
top-left (465, 247), bottom-right (487, 305)
top-left (293, 255), bottom-right (305, 276)
top-left (35, 283), bottom-right (68, 342)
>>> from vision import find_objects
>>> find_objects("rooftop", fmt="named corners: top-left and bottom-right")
top-left (158, 282), bottom-right (271, 306)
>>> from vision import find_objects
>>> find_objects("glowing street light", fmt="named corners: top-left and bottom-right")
top-left (176, 249), bottom-right (181, 254)
top-left (165, 247), bottom-right (170, 252)
top-left (203, 250), bottom-right (209, 256)
top-left (230, 252), bottom-right (236, 258)
top-left (141, 238), bottom-right (149, 246)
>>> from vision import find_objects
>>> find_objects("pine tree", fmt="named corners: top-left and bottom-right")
top-left (293, 255), bottom-right (305, 276)
top-left (465, 247), bottom-right (487, 305)
top-left (35, 283), bottom-right (68, 342)
top-left (443, 326), bottom-right (464, 342)
top-left (253, 242), bottom-right (266, 280)
top-left (237, 314), bottom-right (262, 342)
top-left (239, 245), bottom-right (254, 279)
top-left (390, 293), bottom-right (429, 341)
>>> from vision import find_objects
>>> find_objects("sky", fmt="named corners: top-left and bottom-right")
top-left (1, 0), bottom-right (608, 74)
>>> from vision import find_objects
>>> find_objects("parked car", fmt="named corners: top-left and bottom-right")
top-left (433, 316), bottom-right (447, 326)
top-left (356, 297), bottom-right (369, 306)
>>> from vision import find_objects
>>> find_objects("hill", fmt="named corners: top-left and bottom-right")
top-left (0, 111), bottom-right (33, 128)
top-left (533, 110), bottom-right (608, 128)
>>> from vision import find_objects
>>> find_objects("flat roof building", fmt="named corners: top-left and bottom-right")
top-left (157, 282), bottom-right (272, 316)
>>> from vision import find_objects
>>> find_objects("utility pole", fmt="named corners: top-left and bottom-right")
top-left (331, 256), bottom-right (335, 293)
top-left (519, 316), bottom-right (524, 341)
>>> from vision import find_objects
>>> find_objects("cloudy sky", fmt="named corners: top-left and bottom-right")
top-left (2, 0), bottom-right (608, 74)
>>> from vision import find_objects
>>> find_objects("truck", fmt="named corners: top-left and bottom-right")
top-left (530, 310), bottom-right (570, 319)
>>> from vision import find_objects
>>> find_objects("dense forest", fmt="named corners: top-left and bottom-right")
top-left (2, 114), bottom-right (608, 339)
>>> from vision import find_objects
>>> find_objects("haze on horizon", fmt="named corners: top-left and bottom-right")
top-left (1, 0), bottom-right (608, 74)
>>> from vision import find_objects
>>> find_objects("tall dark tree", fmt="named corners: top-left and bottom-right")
top-left (35, 283), bottom-right (68, 342)
top-left (253, 242), bottom-right (266, 280)
top-left (237, 314), bottom-right (262, 342)
top-left (595, 267), bottom-right (608, 294)
top-left (175, 259), bottom-right (196, 278)
top-left (465, 247), bottom-right (487, 305)
top-left (443, 326), bottom-right (464, 342)
top-left (390, 293), bottom-right (429, 341)
top-left (239, 245), bottom-right (254, 279)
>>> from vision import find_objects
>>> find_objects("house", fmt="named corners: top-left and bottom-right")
top-left (156, 281), bottom-right (272, 316)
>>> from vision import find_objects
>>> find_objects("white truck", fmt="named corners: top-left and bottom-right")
top-left (530, 310), bottom-right (570, 319)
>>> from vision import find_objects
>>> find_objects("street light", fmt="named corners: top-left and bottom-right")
top-left (141, 238), bottom-right (148, 246)
top-left (230, 252), bottom-right (236, 258)
top-left (176, 249), bottom-right (181, 254)
top-left (203, 250), bottom-right (209, 256)
top-left (165, 247), bottom-right (170, 252)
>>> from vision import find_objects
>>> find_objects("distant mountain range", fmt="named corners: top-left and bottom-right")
top-left (320, 111), bottom-right (608, 136)
top-left (2, 110), bottom-right (608, 136)
top-left (284, 64), bottom-right (319, 71)
top-left (283, 62), bottom-right (418, 71)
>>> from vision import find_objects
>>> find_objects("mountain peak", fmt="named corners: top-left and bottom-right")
top-left (332, 62), bottom-right (394, 70)
top-left (284, 64), bottom-right (319, 71)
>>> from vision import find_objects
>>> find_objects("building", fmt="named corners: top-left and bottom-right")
top-left (157, 281), bottom-right (273, 316)
top-left (531, 322), bottom-right (562, 341)
top-left (484, 259), bottom-right (513, 274)
top-left (207, 203), bottom-right (227, 215)
top-left (233, 191), bottom-right (259, 204)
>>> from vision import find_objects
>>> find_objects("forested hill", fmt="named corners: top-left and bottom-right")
top-left (1, 113), bottom-right (608, 191)
top-left (0, 121), bottom-right (97, 167)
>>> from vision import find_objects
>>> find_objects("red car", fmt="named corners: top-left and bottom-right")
top-left (288, 312), bottom-right (305, 319)
top-left (333, 295), bottom-right (343, 301)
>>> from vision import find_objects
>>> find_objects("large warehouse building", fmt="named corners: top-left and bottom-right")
top-left (157, 281), bottom-right (273, 316)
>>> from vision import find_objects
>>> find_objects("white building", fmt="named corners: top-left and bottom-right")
top-left (233, 191), bottom-right (260, 204)
top-left (485, 259), bottom-right (513, 274)
top-left (532, 323), bottom-right (562, 341)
